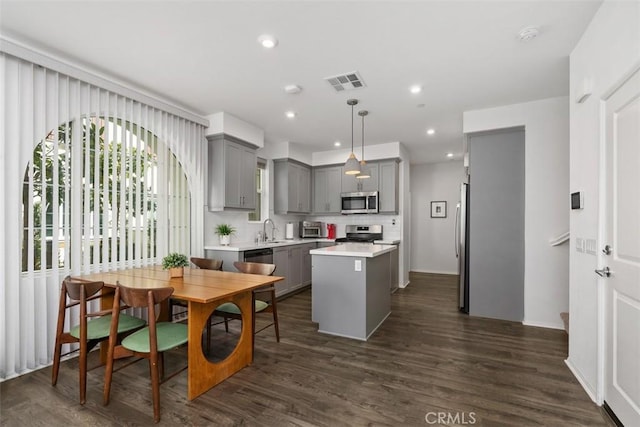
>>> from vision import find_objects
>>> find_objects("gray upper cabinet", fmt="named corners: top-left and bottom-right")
top-left (207, 134), bottom-right (257, 211)
top-left (274, 159), bottom-right (312, 214)
top-left (313, 165), bottom-right (342, 214)
top-left (378, 159), bottom-right (399, 213)
top-left (341, 163), bottom-right (379, 193)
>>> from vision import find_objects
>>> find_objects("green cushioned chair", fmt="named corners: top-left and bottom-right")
top-left (214, 261), bottom-right (280, 353)
top-left (52, 276), bottom-right (145, 405)
top-left (103, 283), bottom-right (187, 424)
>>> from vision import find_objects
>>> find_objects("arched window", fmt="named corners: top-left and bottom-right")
top-left (21, 116), bottom-right (189, 273)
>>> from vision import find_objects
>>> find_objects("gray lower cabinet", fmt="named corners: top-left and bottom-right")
top-left (272, 247), bottom-right (290, 296)
top-left (207, 241), bottom-right (323, 298)
top-left (378, 159), bottom-right (399, 213)
top-left (342, 163), bottom-right (379, 193)
top-left (313, 166), bottom-right (342, 214)
top-left (207, 134), bottom-right (257, 211)
top-left (274, 159), bottom-right (311, 214)
top-left (273, 244), bottom-right (306, 297)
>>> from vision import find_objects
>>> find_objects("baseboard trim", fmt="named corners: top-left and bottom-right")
top-left (565, 358), bottom-right (598, 404)
top-left (522, 319), bottom-right (565, 331)
top-left (410, 269), bottom-right (458, 276)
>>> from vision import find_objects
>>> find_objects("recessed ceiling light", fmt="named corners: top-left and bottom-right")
top-left (284, 84), bottom-right (302, 94)
top-left (427, 128), bottom-right (435, 135)
top-left (410, 85), bottom-right (422, 94)
top-left (518, 26), bottom-right (540, 42)
top-left (334, 141), bottom-right (341, 147)
top-left (285, 111), bottom-right (296, 119)
top-left (258, 34), bottom-right (278, 48)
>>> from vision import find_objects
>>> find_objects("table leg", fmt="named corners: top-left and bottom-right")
top-left (187, 290), bottom-right (253, 400)
top-left (99, 288), bottom-right (115, 364)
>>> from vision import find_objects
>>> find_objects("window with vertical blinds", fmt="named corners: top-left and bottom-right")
top-left (21, 117), bottom-right (189, 273)
top-left (0, 48), bottom-right (207, 380)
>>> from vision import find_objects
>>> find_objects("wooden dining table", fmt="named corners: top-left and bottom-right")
top-left (76, 265), bottom-right (283, 400)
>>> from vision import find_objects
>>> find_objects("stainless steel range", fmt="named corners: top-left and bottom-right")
top-left (335, 224), bottom-right (382, 243)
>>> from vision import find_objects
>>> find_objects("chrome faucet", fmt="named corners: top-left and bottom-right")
top-left (263, 218), bottom-right (277, 241)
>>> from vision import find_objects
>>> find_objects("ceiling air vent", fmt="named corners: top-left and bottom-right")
top-left (324, 71), bottom-right (366, 92)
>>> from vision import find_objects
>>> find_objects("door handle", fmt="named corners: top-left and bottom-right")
top-left (595, 267), bottom-right (611, 277)
top-left (454, 205), bottom-right (460, 258)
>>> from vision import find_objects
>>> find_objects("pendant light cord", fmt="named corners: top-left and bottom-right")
top-left (351, 103), bottom-right (355, 154)
top-left (361, 113), bottom-right (365, 160)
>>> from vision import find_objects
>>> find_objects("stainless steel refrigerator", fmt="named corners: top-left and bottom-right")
top-left (456, 182), bottom-right (470, 313)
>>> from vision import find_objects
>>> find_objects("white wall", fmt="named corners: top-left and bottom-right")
top-left (410, 161), bottom-right (465, 274)
top-left (568, 0), bottom-right (640, 403)
top-left (463, 96), bottom-right (570, 330)
top-left (205, 112), bottom-right (264, 147)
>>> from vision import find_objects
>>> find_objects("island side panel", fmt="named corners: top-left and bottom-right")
top-left (366, 251), bottom-right (392, 338)
top-left (311, 255), bottom-right (367, 339)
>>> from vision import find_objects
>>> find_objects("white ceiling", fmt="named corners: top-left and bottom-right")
top-left (0, 0), bottom-right (601, 164)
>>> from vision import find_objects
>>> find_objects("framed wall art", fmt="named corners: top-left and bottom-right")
top-left (430, 201), bottom-right (447, 218)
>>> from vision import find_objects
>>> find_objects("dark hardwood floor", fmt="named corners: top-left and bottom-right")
top-left (1, 273), bottom-right (609, 426)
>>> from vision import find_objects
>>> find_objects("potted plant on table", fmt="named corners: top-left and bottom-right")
top-left (215, 224), bottom-right (236, 246)
top-left (162, 252), bottom-right (189, 278)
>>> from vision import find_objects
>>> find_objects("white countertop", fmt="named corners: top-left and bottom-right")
top-left (373, 239), bottom-right (400, 245)
top-left (309, 243), bottom-right (397, 258)
top-left (204, 238), bottom-right (336, 252)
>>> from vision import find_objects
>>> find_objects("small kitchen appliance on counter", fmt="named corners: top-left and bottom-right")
top-left (326, 223), bottom-right (336, 239)
top-left (335, 224), bottom-right (383, 243)
top-left (299, 221), bottom-right (324, 238)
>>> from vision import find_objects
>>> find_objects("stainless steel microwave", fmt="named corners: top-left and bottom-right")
top-left (341, 191), bottom-right (378, 214)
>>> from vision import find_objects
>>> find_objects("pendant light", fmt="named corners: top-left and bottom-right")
top-left (356, 110), bottom-right (370, 179)
top-left (344, 99), bottom-right (361, 175)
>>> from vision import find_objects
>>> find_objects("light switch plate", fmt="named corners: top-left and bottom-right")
top-left (586, 239), bottom-right (597, 255)
top-left (576, 238), bottom-right (585, 253)
top-left (354, 259), bottom-right (362, 271)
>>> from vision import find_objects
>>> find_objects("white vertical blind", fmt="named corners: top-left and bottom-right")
top-left (0, 51), bottom-right (207, 380)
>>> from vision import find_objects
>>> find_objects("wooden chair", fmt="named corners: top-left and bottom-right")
top-left (103, 283), bottom-right (188, 423)
top-left (214, 262), bottom-right (279, 352)
top-left (52, 276), bottom-right (145, 404)
top-left (168, 257), bottom-right (223, 321)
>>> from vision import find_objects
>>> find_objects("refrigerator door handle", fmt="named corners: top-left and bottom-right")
top-left (454, 204), bottom-right (460, 258)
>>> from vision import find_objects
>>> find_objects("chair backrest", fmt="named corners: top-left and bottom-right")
top-left (116, 283), bottom-right (174, 309)
top-left (191, 257), bottom-right (223, 271)
top-left (62, 276), bottom-right (104, 303)
top-left (233, 261), bottom-right (276, 276)
top-left (58, 276), bottom-right (106, 339)
top-left (111, 283), bottom-right (174, 347)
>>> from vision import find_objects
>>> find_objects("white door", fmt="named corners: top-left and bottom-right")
top-left (602, 66), bottom-right (640, 426)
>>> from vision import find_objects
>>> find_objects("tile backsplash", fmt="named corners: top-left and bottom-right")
top-left (204, 209), bottom-right (402, 248)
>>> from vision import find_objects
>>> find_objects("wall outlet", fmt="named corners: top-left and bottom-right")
top-left (354, 259), bottom-right (362, 271)
top-left (576, 237), bottom-right (585, 253)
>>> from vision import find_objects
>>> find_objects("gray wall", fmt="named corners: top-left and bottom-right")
top-left (468, 128), bottom-right (525, 322)
top-left (410, 161), bottom-right (465, 274)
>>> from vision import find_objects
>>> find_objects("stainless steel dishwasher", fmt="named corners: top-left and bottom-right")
top-left (243, 247), bottom-right (273, 264)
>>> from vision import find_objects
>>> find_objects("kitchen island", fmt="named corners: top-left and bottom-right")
top-left (310, 243), bottom-right (397, 340)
